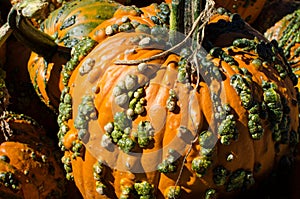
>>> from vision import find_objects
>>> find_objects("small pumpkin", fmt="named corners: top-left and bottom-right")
top-left (56, 9), bottom-right (299, 198)
top-left (0, 111), bottom-right (67, 199)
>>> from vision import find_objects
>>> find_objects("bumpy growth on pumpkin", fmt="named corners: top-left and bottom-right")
top-left (56, 7), bottom-right (299, 198)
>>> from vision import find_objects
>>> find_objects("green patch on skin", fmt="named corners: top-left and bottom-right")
top-left (199, 130), bottom-right (217, 150)
top-left (57, 37), bottom-right (96, 152)
top-left (205, 188), bottom-right (217, 199)
top-left (215, 104), bottom-right (238, 145)
top-left (165, 186), bottom-right (181, 199)
top-left (61, 155), bottom-right (73, 180)
top-left (226, 169), bottom-right (255, 192)
top-left (135, 121), bottom-right (154, 148)
top-left (213, 166), bottom-right (228, 186)
top-left (134, 181), bottom-right (154, 199)
top-left (93, 161), bottom-right (106, 195)
top-left (73, 95), bottom-right (97, 145)
top-left (262, 81), bottom-right (285, 142)
top-left (157, 149), bottom-right (178, 173)
top-left (166, 89), bottom-right (178, 112)
top-left (177, 57), bottom-right (188, 83)
top-left (230, 74), bottom-right (253, 110)
top-left (191, 156), bottom-right (212, 178)
top-left (0, 172), bottom-right (20, 191)
top-left (209, 47), bottom-right (238, 66)
top-left (114, 112), bottom-right (132, 131)
top-left (104, 112), bottom-right (135, 153)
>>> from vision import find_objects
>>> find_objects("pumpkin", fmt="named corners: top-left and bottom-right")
top-left (0, 111), bottom-right (67, 199)
top-left (264, 9), bottom-right (300, 88)
top-left (56, 7), bottom-right (299, 198)
top-left (25, 0), bottom-right (170, 110)
top-left (213, 0), bottom-right (267, 23)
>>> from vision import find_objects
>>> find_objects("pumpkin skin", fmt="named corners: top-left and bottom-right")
top-left (213, 0), bottom-right (267, 23)
top-left (0, 112), bottom-right (66, 199)
top-left (57, 10), bottom-right (299, 198)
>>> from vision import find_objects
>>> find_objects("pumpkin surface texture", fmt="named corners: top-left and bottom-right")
top-left (55, 7), bottom-right (299, 199)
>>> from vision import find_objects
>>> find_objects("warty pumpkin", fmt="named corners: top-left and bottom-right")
top-left (55, 8), bottom-right (299, 198)
top-left (0, 111), bottom-right (67, 199)
top-left (264, 9), bottom-right (300, 89)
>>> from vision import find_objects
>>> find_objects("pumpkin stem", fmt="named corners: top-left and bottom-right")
top-left (0, 23), bottom-right (13, 48)
top-left (114, 0), bottom-right (215, 65)
top-left (7, 7), bottom-right (71, 61)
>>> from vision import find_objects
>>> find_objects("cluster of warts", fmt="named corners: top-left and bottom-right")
top-left (119, 180), bottom-right (155, 199)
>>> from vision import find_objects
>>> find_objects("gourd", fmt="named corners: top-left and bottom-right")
top-left (56, 8), bottom-right (299, 199)
top-left (0, 112), bottom-right (67, 199)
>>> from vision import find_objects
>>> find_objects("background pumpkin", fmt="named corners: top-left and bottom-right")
top-left (252, 0), bottom-right (300, 33)
top-left (56, 6), bottom-right (299, 198)
top-left (0, 112), bottom-right (67, 199)
top-left (264, 9), bottom-right (300, 89)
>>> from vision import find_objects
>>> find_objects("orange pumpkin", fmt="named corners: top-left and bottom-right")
top-left (56, 9), bottom-right (299, 198)
top-left (0, 112), bottom-right (67, 198)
